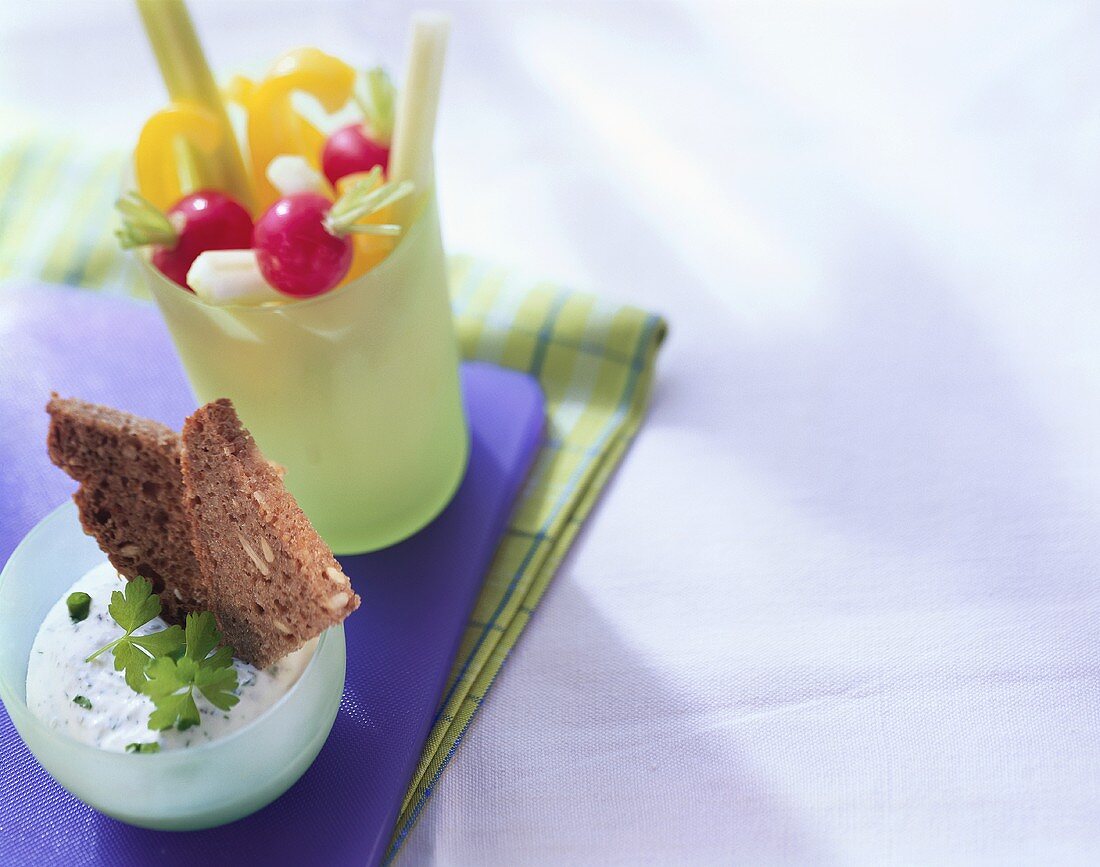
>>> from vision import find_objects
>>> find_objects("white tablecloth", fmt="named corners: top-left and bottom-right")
top-left (4, 2), bottom-right (1100, 863)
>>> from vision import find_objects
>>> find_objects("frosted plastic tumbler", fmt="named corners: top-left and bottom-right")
top-left (143, 194), bottom-right (469, 554)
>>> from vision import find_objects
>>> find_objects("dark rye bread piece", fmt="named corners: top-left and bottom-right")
top-left (45, 395), bottom-right (205, 622)
top-left (181, 399), bottom-right (359, 668)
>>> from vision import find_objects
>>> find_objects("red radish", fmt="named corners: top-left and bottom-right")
top-left (115, 190), bottom-right (253, 288)
top-left (253, 175), bottom-right (414, 298)
top-left (321, 67), bottom-right (396, 186)
top-left (253, 193), bottom-right (351, 297)
top-left (322, 125), bottom-right (390, 186)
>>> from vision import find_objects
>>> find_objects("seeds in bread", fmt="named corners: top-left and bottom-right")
top-left (181, 398), bottom-right (359, 668)
top-left (45, 394), bottom-right (205, 623)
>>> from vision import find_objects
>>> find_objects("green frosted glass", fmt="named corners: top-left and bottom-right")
top-left (144, 194), bottom-right (469, 554)
top-left (0, 503), bottom-right (347, 830)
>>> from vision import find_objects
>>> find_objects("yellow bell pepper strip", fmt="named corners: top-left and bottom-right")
top-left (225, 74), bottom-right (334, 195)
top-left (134, 102), bottom-right (223, 211)
top-left (335, 168), bottom-right (405, 281)
top-left (223, 74), bottom-right (256, 108)
top-left (135, 0), bottom-right (253, 210)
top-left (246, 48), bottom-right (357, 212)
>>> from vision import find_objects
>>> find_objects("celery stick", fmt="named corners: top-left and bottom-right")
top-left (388, 13), bottom-right (451, 224)
top-left (135, 0), bottom-right (254, 210)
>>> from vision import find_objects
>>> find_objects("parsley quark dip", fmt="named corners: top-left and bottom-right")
top-left (26, 562), bottom-right (314, 752)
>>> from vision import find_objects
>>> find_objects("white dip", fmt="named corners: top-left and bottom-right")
top-left (26, 561), bottom-right (315, 752)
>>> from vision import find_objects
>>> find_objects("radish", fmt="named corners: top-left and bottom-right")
top-left (253, 175), bottom-right (413, 297)
top-left (115, 190), bottom-right (253, 288)
top-left (321, 68), bottom-right (396, 185)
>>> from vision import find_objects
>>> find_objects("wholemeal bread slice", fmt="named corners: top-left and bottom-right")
top-left (45, 395), bottom-right (205, 622)
top-left (181, 398), bottom-right (359, 668)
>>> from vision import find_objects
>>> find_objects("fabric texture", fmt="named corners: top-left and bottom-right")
top-left (0, 129), bottom-right (666, 862)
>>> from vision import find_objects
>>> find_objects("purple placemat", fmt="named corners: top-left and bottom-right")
top-left (0, 284), bottom-right (545, 866)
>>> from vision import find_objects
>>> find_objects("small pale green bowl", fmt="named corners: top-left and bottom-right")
top-left (0, 502), bottom-right (346, 831)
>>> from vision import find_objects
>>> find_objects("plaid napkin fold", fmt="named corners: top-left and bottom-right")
top-left (0, 127), bottom-right (666, 861)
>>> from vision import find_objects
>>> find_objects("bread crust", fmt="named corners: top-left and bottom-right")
top-left (45, 394), bottom-right (205, 622)
top-left (46, 394), bottom-right (359, 669)
top-left (180, 399), bottom-right (359, 668)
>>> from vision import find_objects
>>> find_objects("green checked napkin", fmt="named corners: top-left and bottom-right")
top-left (0, 126), bottom-right (666, 858)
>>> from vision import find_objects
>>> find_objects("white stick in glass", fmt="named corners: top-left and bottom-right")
top-left (388, 12), bottom-right (451, 225)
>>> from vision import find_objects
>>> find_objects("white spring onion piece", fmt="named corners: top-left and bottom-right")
top-left (187, 249), bottom-right (285, 306)
top-left (388, 13), bottom-right (450, 225)
top-left (265, 154), bottom-right (327, 196)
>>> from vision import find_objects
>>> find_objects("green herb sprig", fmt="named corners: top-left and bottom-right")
top-left (85, 577), bottom-right (238, 733)
top-left (144, 612), bottom-right (240, 730)
top-left (85, 577), bottom-right (185, 691)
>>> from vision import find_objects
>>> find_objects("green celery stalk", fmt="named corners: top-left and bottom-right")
top-left (135, 0), bottom-right (254, 210)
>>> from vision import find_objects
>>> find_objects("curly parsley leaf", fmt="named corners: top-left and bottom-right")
top-left (84, 577), bottom-right (184, 690)
top-left (141, 612), bottom-right (239, 730)
top-left (195, 657), bottom-right (239, 711)
top-left (184, 611), bottom-right (221, 662)
top-left (113, 640), bottom-right (154, 692)
top-left (132, 626), bottom-right (187, 658)
top-left (109, 576), bottom-right (161, 633)
top-left (144, 656), bottom-right (202, 730)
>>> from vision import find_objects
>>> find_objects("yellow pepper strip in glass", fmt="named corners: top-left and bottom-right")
top-left (336, 168), bottom-right (400, 282)
top-left (134, 102), bottom-right (223, 211)
top-left (247, 48), bottom-right (357, 212)
top-left (223, 74), bottom-right (257, 107)
top-left (225, 75), bottom-right (334, 200)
